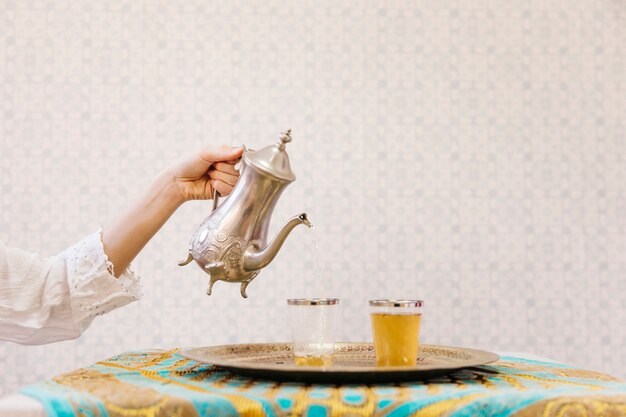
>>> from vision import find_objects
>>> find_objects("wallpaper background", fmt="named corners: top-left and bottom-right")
top-left (1, 0), bottom-right (625, 394)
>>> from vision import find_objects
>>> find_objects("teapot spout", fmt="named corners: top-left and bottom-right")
top-left (244, 213), bottom-right (310, 271)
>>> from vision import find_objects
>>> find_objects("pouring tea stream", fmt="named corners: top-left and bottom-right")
top-left (179, 130), bottom-right (311, 298)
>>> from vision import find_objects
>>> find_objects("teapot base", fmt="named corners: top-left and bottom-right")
top-left (205, 264), bottom-right (259, 298)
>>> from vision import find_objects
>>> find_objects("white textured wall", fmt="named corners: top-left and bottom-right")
top-left (1, 0), bottom-right (625, 394)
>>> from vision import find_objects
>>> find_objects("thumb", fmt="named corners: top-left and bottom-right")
top-left (200, 145), bottom-right (244, 163)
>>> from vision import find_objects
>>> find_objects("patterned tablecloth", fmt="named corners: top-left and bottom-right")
top-left (21, 348), bottom-right (626, 417)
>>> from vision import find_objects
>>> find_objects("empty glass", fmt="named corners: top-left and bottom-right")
top-left (287, 298), bottom-right (339, 366)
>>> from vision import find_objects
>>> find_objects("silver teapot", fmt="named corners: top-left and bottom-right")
top-left (179, 130), bottom-right (310, 297)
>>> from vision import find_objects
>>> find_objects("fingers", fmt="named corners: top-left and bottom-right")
top-left (211, 179), bottom-right (234, 196)
top-left (213, 161), bottom-right (239, 176)
top-left (209, 169), bottom-right (238, 186)
top-left (199, 145), bottom-right (243, 164)
top-left (209, 161), bottom-right (240, 187)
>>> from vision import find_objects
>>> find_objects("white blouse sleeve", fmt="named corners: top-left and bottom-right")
top-left (0, 230), bottom-right (142, 345)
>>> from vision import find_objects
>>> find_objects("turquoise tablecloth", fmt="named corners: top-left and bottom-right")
top-left (21, 348), bottom-right (626, 417)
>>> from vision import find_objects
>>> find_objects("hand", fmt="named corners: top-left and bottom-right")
top-left (102, 144), bottom-right (243, 276)
top-left (167, 145), bottom-right (244, 203)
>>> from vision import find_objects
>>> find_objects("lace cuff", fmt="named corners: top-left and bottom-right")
top-left (64, 229), bottom-right (142, 326)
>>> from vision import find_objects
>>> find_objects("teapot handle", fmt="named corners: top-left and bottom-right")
top-left (179, 155), bottom-right (235, 268)
top-left (178, 188), bottom-right (221, 267)
top-left (217, 143), bottom-right (245, 211)
top-left (211, 188), bottom-right (220, 212)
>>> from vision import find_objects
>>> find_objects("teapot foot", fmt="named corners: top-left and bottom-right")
top-left (239, 272), bottom-right (259, 298)
top-left (240, 281), bottom-right (250, 298)
top-left (178, 253), bottom-right (194, 266)
top-left (206, 280), bottom-right (215, 296)
top-left (205, 262), bottom-right (225, 296)
top-left (206, 274), bottom-right (220, 296)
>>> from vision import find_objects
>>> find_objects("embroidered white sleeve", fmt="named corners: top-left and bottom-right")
top-left (0, 231), bottom-right (142, 345)
top-left (65, 229), bottom-right (142, 325)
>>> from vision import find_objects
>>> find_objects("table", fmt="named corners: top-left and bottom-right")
top-left (1, 350), bottom-right (624, 417)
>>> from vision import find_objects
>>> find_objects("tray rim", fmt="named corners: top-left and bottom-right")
top-left (180, 342), bottom-right (500, 375)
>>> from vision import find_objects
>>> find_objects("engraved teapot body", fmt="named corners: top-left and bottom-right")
top-left (179, 131), bottom-right (309, 297)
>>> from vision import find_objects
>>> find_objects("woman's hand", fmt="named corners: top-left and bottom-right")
top-left (167, 145), bottom-right (244, 202)
top-left (102, 144), bottom-right (243, 277)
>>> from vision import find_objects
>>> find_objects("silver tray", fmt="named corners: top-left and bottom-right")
top-left (180, 343), bottom-right (499, 383)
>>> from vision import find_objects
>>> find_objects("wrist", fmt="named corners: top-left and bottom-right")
top-left (151, 170), bottom-right (186, 210)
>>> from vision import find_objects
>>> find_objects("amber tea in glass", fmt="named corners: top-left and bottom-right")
top-left (369, 300), bottom-right (423, 366)
top-left (287, 298), bottom-right (339, 366)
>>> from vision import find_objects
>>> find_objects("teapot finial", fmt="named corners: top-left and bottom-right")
top-left (276, 129), bottom-right (292, 150)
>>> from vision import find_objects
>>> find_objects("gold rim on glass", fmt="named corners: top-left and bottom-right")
top-left (369, 299), bottom-right (423, 307)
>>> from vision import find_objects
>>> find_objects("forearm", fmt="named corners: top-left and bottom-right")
top-left (102, 172), bottom-right (184, 277)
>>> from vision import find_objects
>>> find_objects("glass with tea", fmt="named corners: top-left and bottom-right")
top-left (369, 299), bottom-right (423, 366)
top-left (287, 298), bottom-right (339, 366)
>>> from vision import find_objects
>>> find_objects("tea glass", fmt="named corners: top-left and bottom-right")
top-left (287, 298), bottom-right (339, 366)
top-left (369, 299), bottom-right (423, 366)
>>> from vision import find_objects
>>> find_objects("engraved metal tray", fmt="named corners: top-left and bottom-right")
top-left (181, 343), bottom-right (499, 383)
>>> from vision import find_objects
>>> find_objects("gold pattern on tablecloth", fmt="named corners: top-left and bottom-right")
top-left (511, 395), bottom-right (626, 417)
top-left (53, 368), bottom-right (198, 417)
top-left (288, 386), bottom-right (378, 417)
top-left (57, 351), bottom-right (265, 417)
top-left (97, 349), bottom-right (181, 370)
top-left (115, 365), bottom-right (264, 416)
top-left (409, 393), bottom-right (488, 417)
top-left (28, 349), bottom-right (626, 417)
top-left (495, 362), bottom-right (623, 382)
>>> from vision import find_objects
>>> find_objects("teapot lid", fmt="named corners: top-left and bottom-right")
top-left (243, 130), bottom-right (296, 182)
